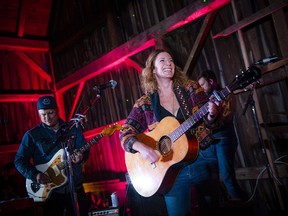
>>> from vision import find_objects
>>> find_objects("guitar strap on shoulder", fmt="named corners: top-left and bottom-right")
top-left (45, 125), bottom-right (70, 155)
top-left (174, 85), bottom-right (193, 119)
top-left (174, 84), bottom-right (215, 150)
top-left (174, 85), bottom-right (197, 135)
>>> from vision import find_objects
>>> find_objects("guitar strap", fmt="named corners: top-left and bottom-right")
top-left (174, 84), bottom-right (215, 150)
top-left (174, 85), bottom-right (194, 128)
top-left (45, 124), bottom-right (70, 155)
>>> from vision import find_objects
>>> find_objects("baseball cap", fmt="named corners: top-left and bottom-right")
top-left (37, 96), bottom-right (58, 110)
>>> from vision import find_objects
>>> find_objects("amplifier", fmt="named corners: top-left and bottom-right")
top-left (89, 207), bottom-right (119, 216)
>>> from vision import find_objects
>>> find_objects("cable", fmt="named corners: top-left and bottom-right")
top-left (245, 155), bottom-right (288, 202)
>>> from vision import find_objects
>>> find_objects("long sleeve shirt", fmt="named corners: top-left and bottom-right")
top-left (14, 119), bottom-right (89, 192)
top-left (120, 80), bottom-right (218, 153)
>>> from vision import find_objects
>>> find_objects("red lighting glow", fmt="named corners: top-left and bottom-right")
top-left (167, 0), bottom-right (231, 32)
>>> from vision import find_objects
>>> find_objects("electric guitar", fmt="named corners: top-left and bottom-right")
top-left (125, 66), bottom-right (261, 197)
top-left (26, 123), bottom-right (121, 202)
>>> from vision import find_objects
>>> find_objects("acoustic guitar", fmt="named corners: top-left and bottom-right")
top-left (26, 123), bottom-right (121, 202)
top-left (125, 66), bottom-right (261, 197)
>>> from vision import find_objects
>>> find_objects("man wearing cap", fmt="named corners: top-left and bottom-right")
top-left (14, 96), bottom-right (89, 216)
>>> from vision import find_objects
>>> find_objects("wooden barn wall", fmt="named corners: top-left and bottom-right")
top-left (161, 1), bottom-right (288, 206)
top-left (162, 0), bottom-right (288, 163)
top-left (0, 50), bottom-right (52, 170)
top-left (0, 51), bottom-right (52, 139)
top-left (0, 0), bottom-right (288, 210)
top-left (51, 0), bottom-right (186, 82)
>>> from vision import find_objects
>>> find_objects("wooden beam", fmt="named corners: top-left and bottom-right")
top-left (270, 0), bottom-right (288, 57)
top-left (125, 58), bottom-right (143, 72)
top-left (232, 57), bottom-right (288, 95)
top-left (0, 144), bottom-right (20, 154)
top-left (56, 39), bottom-right (155, 93)
top-left (0, 119), bottom-right (125, 155)
top-left (0, 36), bottom-right (49, 52)
top-left (68, 81), bottom-right (85, 120)
top-left (0, 91), bottom-right (54, 102)
top-left (261, 57), bottom-right (288, 74)
top-left (17, 0), bottom-right (28, 37)
top-left (213, 0), bottom-right (288, 38)
top-left (56, 0), bottom-right (230, 92)
top-left (236, 165), bottom-right (288, 180)
top-left (14, 51), bottom-right (52, 82)
top-left (183, 11), bottom-right (217, 75)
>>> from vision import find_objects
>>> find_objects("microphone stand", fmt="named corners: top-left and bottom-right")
top-left (60, 87), bottom-right (105, 216)
top-left (242, 85), bottom-right (283, 210)
top-left (63, 138), bottom-right (80, 216)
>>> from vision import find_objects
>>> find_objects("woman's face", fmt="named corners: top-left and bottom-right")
top-left (153, 52), bottom-right (175, 80)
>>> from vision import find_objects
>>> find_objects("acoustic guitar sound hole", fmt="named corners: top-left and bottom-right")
top-left (157, 136), bottom-right (172, 156)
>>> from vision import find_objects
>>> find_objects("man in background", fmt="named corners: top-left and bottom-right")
top-left (198, 70), bottom-right (244, 202)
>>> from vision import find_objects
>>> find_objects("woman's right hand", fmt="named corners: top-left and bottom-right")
top-left (132, 141), bottom-right (161, 164)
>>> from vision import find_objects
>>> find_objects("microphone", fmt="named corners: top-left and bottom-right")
top-left (254, 56), bottom-right (278, 65)
top-left (93, 80), bottom-right (117, 91)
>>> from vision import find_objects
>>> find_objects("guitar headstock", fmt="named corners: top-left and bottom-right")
top-left (101, 123), bottom-right (122, 136)
top-left (228, 66), bottom-right (261, 93)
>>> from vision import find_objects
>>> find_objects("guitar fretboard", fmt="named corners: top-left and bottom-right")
top-left (70, 134), bottom-right (103, 161)
top-left (169, 86), bottom-right (231, 142)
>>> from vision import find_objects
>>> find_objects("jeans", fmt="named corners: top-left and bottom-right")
top-left (164, 144), bottom-right (219, 216)
top-left (214, 129), bottom-right (241, 199)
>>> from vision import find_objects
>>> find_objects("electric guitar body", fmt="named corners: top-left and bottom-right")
top-left (26, 124), bottom-right (121, 202)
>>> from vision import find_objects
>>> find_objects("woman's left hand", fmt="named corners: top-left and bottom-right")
top-left (207, 98), bottom-right (222, 121)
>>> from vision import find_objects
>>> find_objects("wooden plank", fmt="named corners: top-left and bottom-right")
top-left (0, 144), bottom-right (20, 153)
top-left (236, 166), bottom-right (288, 180)
top-left (56, 0), bottom-right (231, 92)
top-left (68, 81), bottom-right (85, 120)
top-left (0, 36), bottom-right (49, 52)
top-left (125, 58), bottom-right (143, 72)
top-left (17, 0), bottom-right (28, 37)
top-left (56, 39), bottom-right (155, 93)
top-left (0, 92), bottom-right (53, 102)
top-left (183, 11), bottom-right (217, 75)
top-left (270, 0), bottom-right (288, 57)
top-left (213, 0), bottom-right (288, 39)
top-left (261, 57), bottom-right (288, 74)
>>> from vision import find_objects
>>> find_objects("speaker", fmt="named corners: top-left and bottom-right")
top-left (88, 207), bottom-right (119, 216)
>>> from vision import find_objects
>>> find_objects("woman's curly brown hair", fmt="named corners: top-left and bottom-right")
top-left (141, 49), bottom-right (188, 95)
